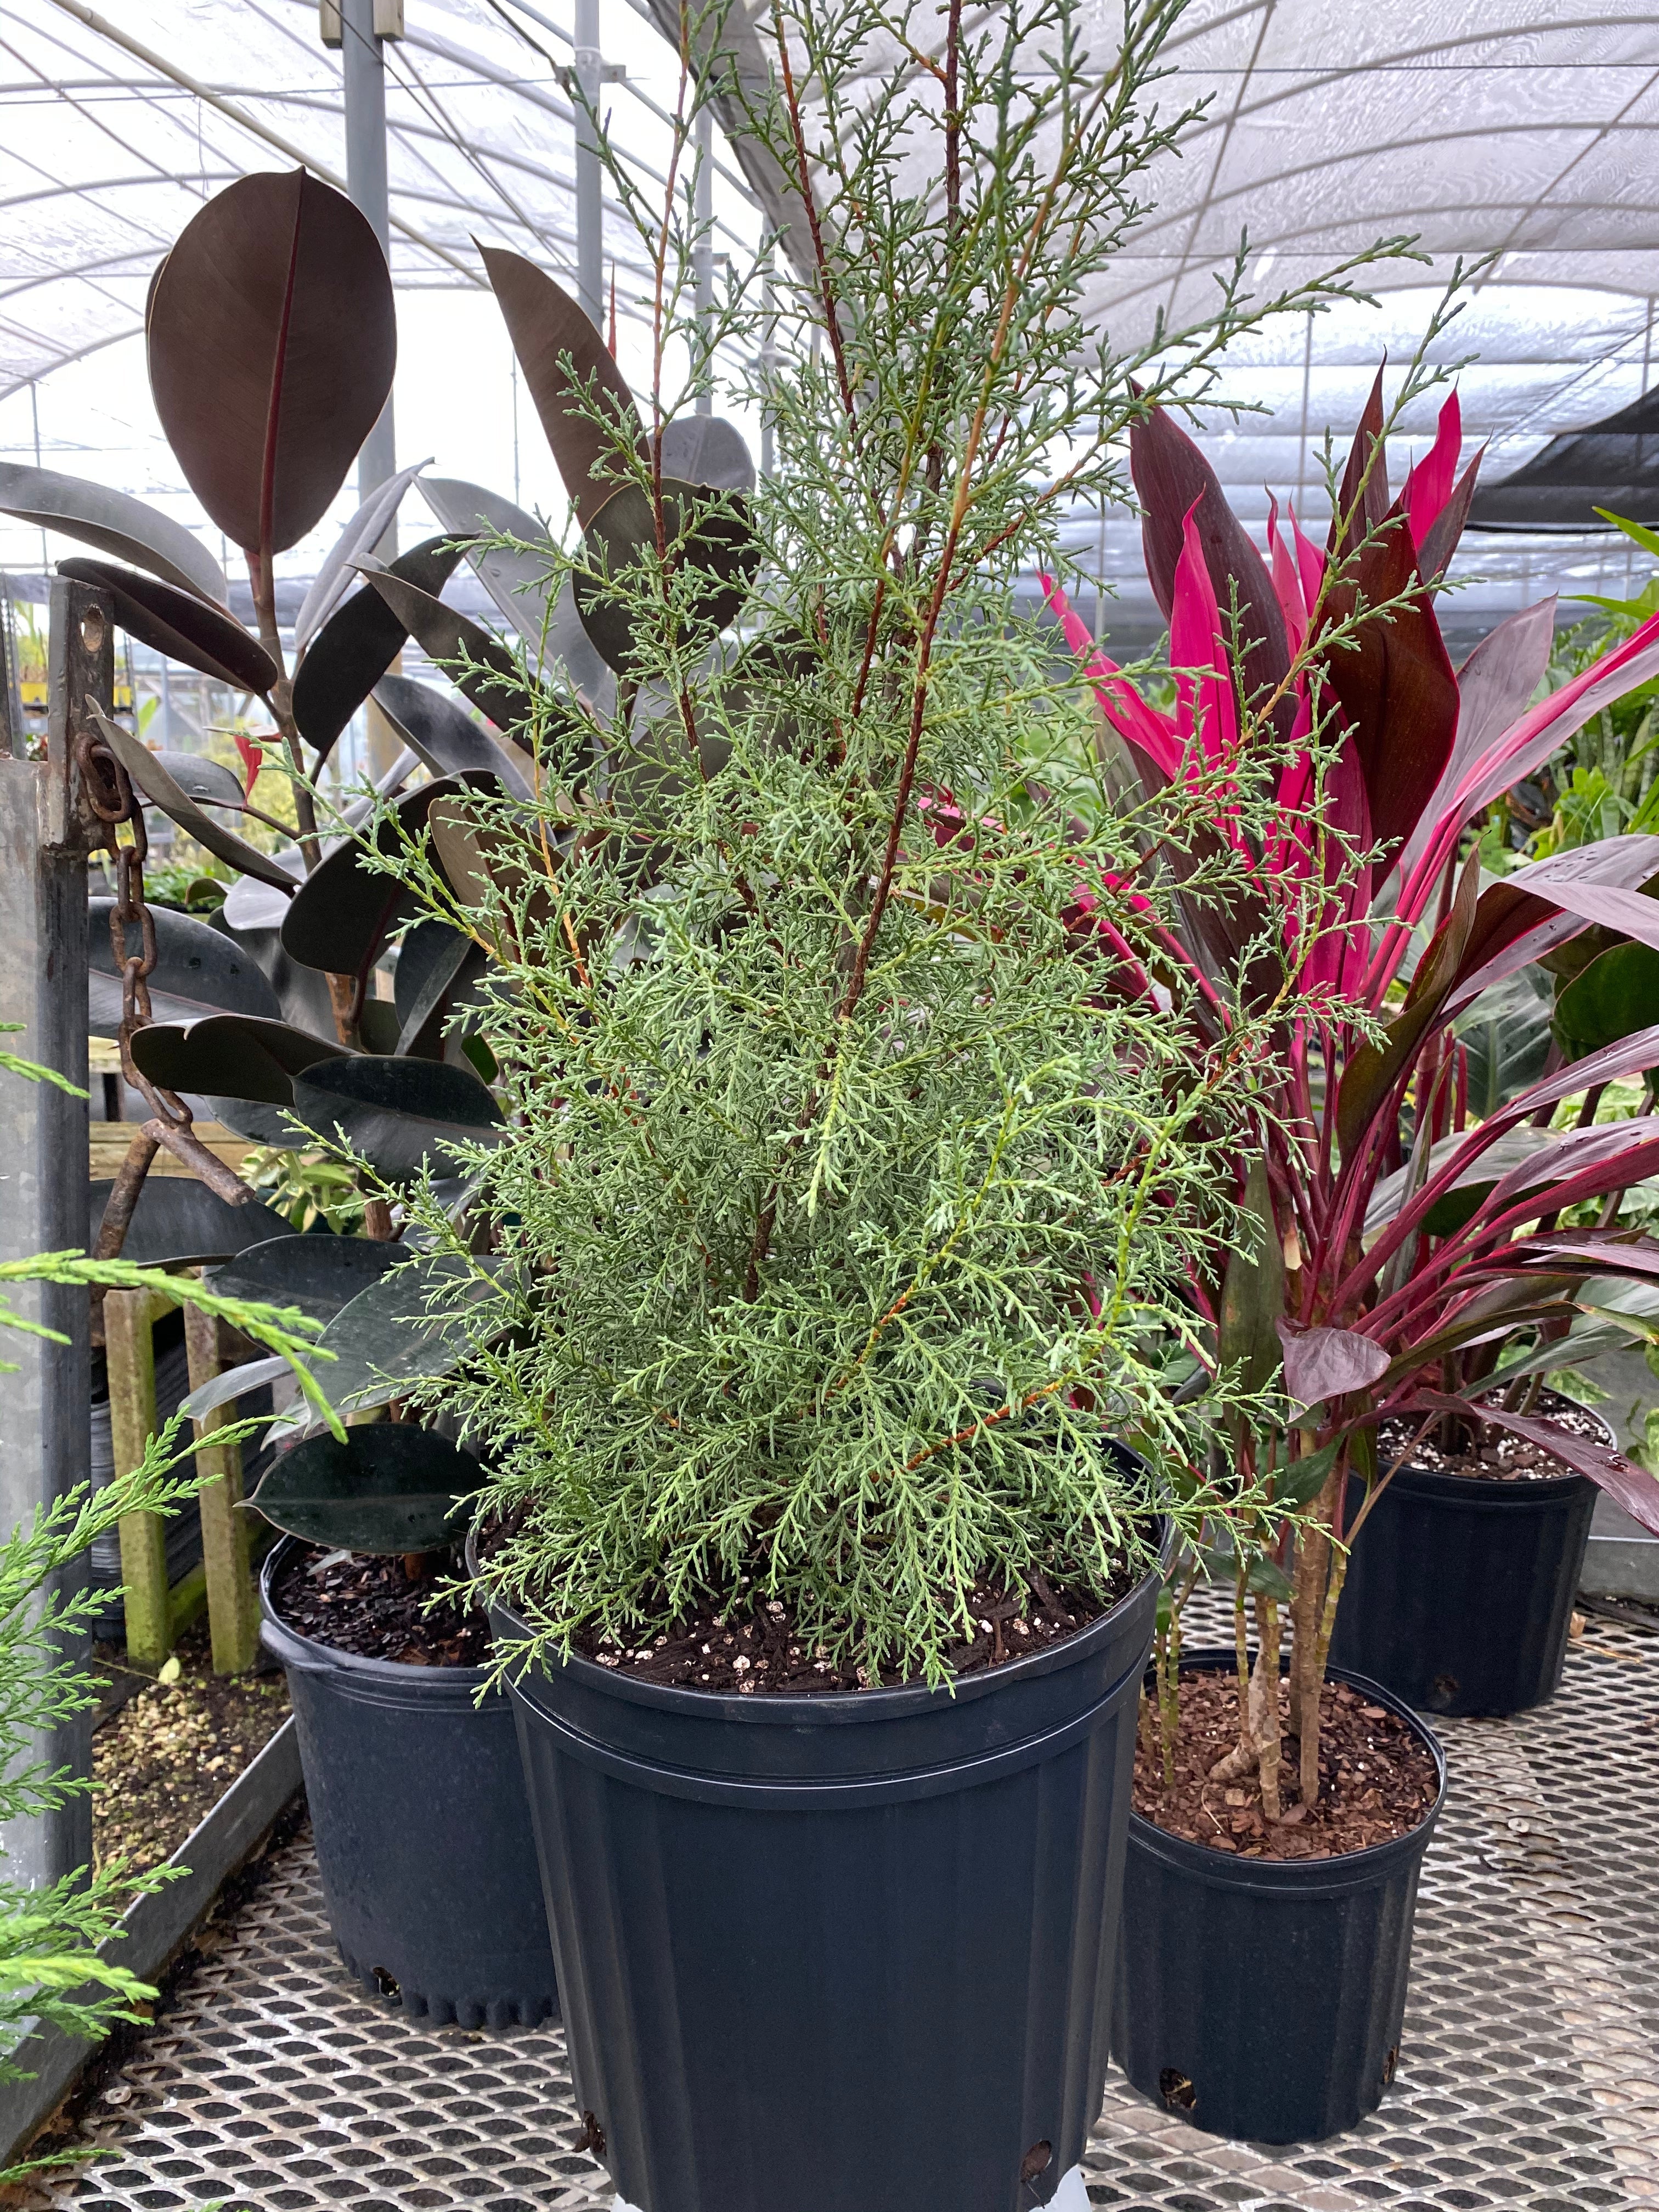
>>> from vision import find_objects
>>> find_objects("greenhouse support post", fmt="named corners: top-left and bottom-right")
top-left (0, 579), bottom-right (110, 1889)
top-left (574, 0), bottom-right (603, 328)
top-left (342, 0), bottom-right (405, 777)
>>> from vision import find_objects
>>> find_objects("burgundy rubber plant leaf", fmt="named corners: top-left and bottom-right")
top-left (1274, 1321), bottom-right (1389, 1410)
top-left (1413, 1393), bottom-right (1659, 1536)
top-left (479, 244), bottom-right (644, 530)
top-left (148, 171), bottom-right (396, 559)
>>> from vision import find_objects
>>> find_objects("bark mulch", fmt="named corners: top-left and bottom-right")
top-left (1134, 1666), bottom-right (1438, 1861)
top-left (268, 1543), bottom-right (490, 1667)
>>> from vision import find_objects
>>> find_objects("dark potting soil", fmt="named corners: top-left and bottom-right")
top-left (269, 1543), bottom-right (492, 1668)
top-left (1379, 1386), bottom-right (1603, 1482)
top-left (1133, 1667), bottom-right (1437, 1861)
top-left (571, 1566), bottom-right (1124, 1695)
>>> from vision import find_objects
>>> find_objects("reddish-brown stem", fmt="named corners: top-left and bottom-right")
top-left (771, 4), bottom-right (858, 430)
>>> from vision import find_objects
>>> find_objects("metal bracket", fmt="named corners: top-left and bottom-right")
top-left (43, 575), bottom-right (114, 857)
top-left (559, 61), bottom-right (629, 92)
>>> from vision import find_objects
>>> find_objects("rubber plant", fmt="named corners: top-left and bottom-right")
top-left (0, 168), bottom-right (607, 1533)
top-left (1045, 370), bottom-right (1659, 1814)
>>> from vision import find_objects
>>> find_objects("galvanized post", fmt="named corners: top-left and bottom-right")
top-left (342, 0), bottom-right (402, 777)
top-left (574, 0), bottom-right (603, 329)
top-left (183, 1308), bottom-right (259, 1675)
top-left (0, 578), bottom-right (109, 1889)
top-left (105, 1287), bottom-right (171, 1669)
top-left (342, 0), bottom-right (396, 509)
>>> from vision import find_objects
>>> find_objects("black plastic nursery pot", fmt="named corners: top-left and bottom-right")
top-left (258, 1539), bottom-right (558, 2027)
top-left (489, 1536), bottom-right (1163, 2212)
top-left (1325, 1413), bottom-right (1605, 1716)
top-left (1112, 1649), bottom-right (1445, 2146)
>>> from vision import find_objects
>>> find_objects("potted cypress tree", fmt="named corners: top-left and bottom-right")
top-left (345, 2), bottom-right (1430, 2205)
top-left (1045, 353), bottom-right (1659, 2143)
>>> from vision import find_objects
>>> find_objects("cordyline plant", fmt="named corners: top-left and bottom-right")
top-left (294, 0), bottom-right (1455, 1681)
top-left (1045, 351), bottom-right (1659, 1814)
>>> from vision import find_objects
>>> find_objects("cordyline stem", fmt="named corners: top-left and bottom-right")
top-left (247, 548), bottom-right (358, 1049)
top-left (1155, 1603), bottom-right (1181, 1790)
top-left (1291, 1465), bottom-right (1341, 1805)
top-left (1255, 1593), bottom-right (1283, 1822)
top-left (1209, 1555), bottom-right (1257, 1784)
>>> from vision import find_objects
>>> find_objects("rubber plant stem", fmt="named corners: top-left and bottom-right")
top-left (246, 548), bottom-right (359, 1048)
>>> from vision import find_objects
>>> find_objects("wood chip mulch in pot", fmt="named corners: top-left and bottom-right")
top-left (1134, 1666), bottom-right (1439, 1861)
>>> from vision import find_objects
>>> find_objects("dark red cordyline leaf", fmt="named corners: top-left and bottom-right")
top-left (148, 171), bottom-right (395, 557)
top-left (1329, 366), bottom-right (1389, 565)
top-left (1444, 836), bottom-right (1659, 1009)
top-left (1417, 448), bottom-right (1483, 584)
top-left (1276, 1321), bottom-right (1389, 1409)
top-left (1318, 504), bottom-right (1458, 869)
top-left (1129, 407), bottom-right (1293, 742)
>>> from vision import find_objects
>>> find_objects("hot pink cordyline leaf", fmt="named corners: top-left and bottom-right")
top-left (1037, 572), bottom-right (1183, 777)
top-left (1404, 391), bottom-right (1462, 550)
top-left (1168, 500), bottom-right (1238, 768)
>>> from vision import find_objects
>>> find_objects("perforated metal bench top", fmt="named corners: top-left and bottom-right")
top-left (36, 1612), bottom-right (1659, 2212)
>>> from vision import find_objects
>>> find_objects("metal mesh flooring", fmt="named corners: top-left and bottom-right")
top-left (34, 1612), bottom-right (1659, 2212)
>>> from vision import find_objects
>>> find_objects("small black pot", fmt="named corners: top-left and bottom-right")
top-left (258, 1539), bottom-right (557, 2028)
top-left (491, 1538), bottom-right (1162, 2212)
top-left (1112, 1650), bottom-right (1444, 2146)
top-left (1325, 1412), bottom-right (1605, 1716)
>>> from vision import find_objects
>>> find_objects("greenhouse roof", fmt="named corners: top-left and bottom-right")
top-left (2, 0), bottom-right (1656, 639)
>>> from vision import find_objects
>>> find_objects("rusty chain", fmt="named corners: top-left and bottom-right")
top-left (75, 725), bottom-right (251, 1296)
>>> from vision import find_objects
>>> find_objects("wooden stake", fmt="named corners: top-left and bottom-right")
top-left (184, 1306), bottom-right (261, 1674)
top-left (105, 1288), bottom-right (171, 1669)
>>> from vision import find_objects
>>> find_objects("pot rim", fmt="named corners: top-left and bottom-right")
top-left (470, 1510), bottom-right (1171, 1728)
top-left (259, 1533), bottom-right (493, 1688)
top-left (1364, 1389), bottom-right (1613, 1500)
top-left (1127, 1645), bottom-right (1447, 1888)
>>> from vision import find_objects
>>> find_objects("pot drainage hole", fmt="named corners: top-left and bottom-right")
top-left (1159, 2068), bottom-right (1197, 2112)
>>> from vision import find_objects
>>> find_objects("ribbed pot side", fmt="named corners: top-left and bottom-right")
top-left (1327, 1439), bottom-right (1600, 1717)
top-left (494, 1543), bottom-right (1162, 2212)
top-left (1112, 1651), bottom-right (1446, 2145)
top-left (258, 1539), bottom-right (558, 2029)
